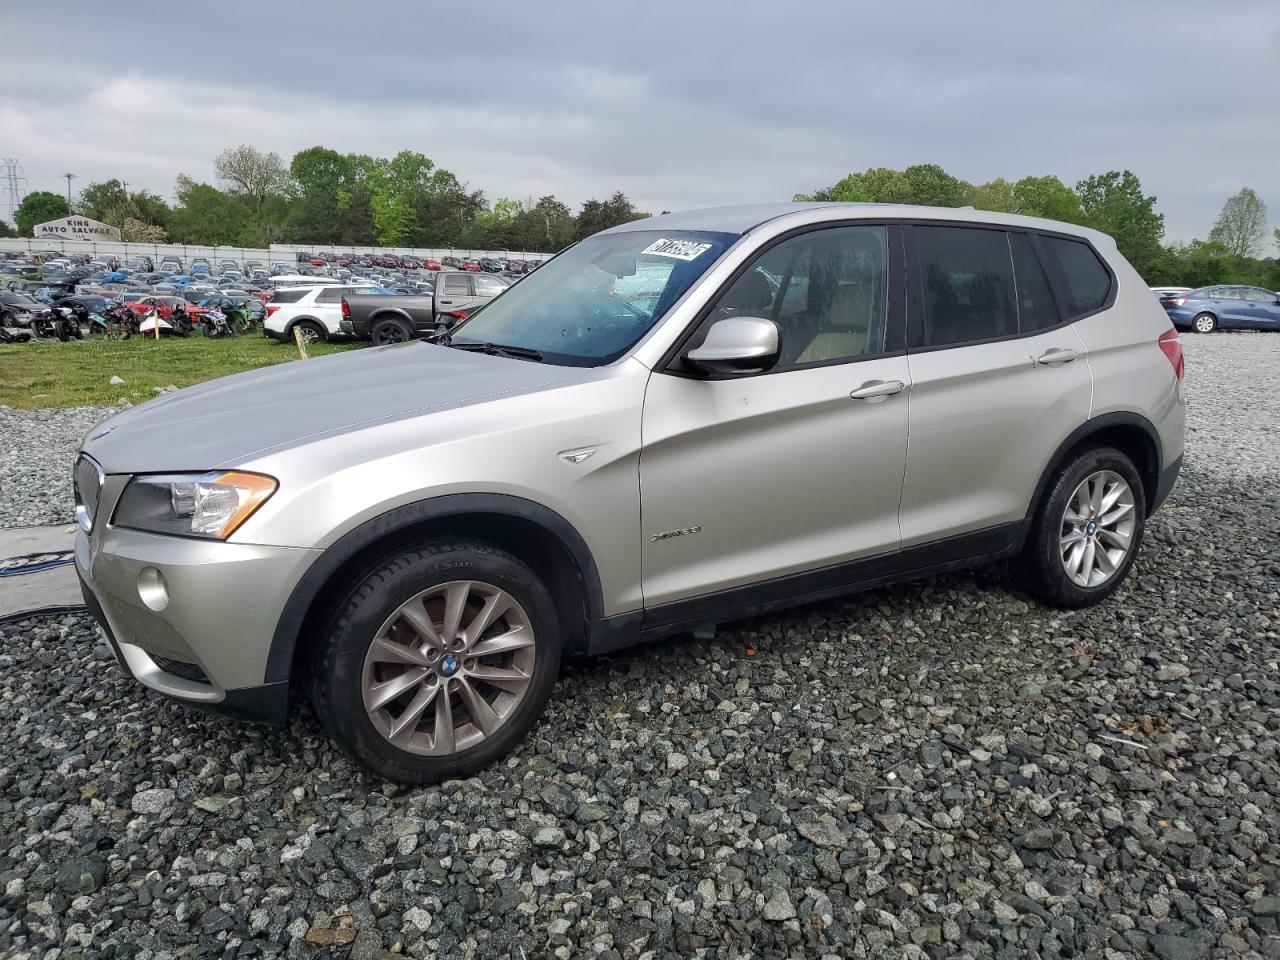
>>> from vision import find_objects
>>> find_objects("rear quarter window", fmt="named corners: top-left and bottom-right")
top-left (1042, 236), bottom-right (1112, 317)
top-left (269, 289), bottom-right (306, 304)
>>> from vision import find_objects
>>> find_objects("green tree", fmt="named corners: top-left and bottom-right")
top-left (168, 175), bottom-right (255, 245)
top-left (77, 179), bottom-right (129, 221)
top-left (966, 178), bottom-right (1017, 213)
top-left (214, 145), bottom-right (292, 213)
top-left (1075, 170), bottom-right (1164, 274)
top-left (119, 218), bottom-right (168, 243)
top-left (1012, 176), bottom-right (1086, 224)
top-left (513, 196), bottom-right (576, 251)
top-left (575, 191), bottom-right (646, 240)
top-left (14, 191), bottom-right (70, 237)
top-left (818, 167), bottom-right (911, 203)
top-left (1208, 187), bottom-right (1268, 258)
top-left (902, 164), bottom-right (970, 207)
top-left (0, 218), bottom-right (15, 238)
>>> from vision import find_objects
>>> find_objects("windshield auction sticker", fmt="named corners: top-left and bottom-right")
top-left (641, 238), bottom-right (714, 261)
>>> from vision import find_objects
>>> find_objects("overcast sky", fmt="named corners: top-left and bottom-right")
top-left (4, 1), bottom-right (1278, 244)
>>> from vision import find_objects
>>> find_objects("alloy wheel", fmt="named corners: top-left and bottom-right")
top-left (1059, 470), bottom-right (1136, 587)
top-left (1193, 315), bottom-right (1215, 333)
top-left (360, 580), bottom-right (536, 755)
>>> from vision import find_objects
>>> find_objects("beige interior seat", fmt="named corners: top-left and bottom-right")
top-left (795, 283), bottom-right (873, 364)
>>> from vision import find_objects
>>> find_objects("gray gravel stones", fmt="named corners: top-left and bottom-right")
top-left (0, 333), bottom-right (1278, 958)
top-left (0, 405), bottom-right (116, 527)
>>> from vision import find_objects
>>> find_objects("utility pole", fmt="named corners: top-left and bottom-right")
top-left (63, 172), bottom-right (76, 205)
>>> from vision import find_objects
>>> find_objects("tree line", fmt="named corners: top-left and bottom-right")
top-left (797, 165), bottom-right (1279, 289)
top-left (1, 145), bottom-right (650, 253)
top-left (2, 149), bottom-right (1276, 288)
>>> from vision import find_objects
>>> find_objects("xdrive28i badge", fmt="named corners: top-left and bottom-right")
top-left (651, 526), bottom-right (702, 543)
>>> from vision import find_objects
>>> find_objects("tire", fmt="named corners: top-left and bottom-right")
top-left (370, 316), bottom-right (413, 345)
top-left (310, 539), bottom-right (562, 784)
top-left (1191, 312), bottom-right (1217, 334)
top-left (1019, 446), bottom-right (1146, 608)
top-left (292, 320), bottom-right (326, 344)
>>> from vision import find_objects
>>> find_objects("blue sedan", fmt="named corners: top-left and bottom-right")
top-left (1163, 285), bottom-right (1280, 333)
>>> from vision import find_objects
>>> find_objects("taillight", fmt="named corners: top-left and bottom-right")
top-left (441, 309), bottom-right (470, 321)
top-left (1169, 297), bottom-right (1186, 307)
top-left (341, 298), bottom-right (350, 318)
top-left (266, 305), bottom-right (280, 316)
top-left (1158, 328), bottom-right (1184, 380)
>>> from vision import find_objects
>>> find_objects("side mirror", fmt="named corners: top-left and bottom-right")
top-left (685, 316), bottom-right (780, 375)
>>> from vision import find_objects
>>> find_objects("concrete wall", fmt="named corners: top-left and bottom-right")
top-left (0, 237), bottom-right (551, 264)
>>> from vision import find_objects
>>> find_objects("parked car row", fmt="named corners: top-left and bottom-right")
top-left (1155, 284), bottom-right (1280, 333)
top-left (294, 250), bottom-right (542, 274)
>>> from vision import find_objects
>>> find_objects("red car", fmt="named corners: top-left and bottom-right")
top-left (125, 295), bottom-right (188, 319)
top-left (307, 256), bottom-right (326, 267)
top-left (422, 259), bottom-right (442, 271)
top-left (462, 260), bottom-right (482, 272)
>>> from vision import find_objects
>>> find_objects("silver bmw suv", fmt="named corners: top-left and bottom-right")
top-left (74, 203), bottom-right (1185, 784)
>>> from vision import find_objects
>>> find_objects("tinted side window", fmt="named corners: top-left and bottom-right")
top-left (915, 226), bottom-right (1016, 347)
top-left (473, 275), bottom-right (507, 297)
top-left (1009, 234), bottom-right (1059, 333)
top-left (1244, 287), bottom-right (1275, 302)
top-left (1042, 237), bottom-right (1111, 316)
top-left (269, 289), bottom-right (306, 304)
top-left (315, 287), bottom-right (344, 303)
top-left (710, 224), bottom-right (888, 370)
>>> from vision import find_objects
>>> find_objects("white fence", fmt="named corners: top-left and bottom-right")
top-left (269, 244), bottom-right (551, 261)
top-left (0, 237), bottom-right (550, 264)
top-left (0, 238), bottom-right (271, 264)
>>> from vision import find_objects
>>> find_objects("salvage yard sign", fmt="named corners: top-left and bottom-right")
top-left (34, 216), bottom-right (121, 241)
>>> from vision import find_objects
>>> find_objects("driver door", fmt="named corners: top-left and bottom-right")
top-left (639, 223), bottom-right (910, 608)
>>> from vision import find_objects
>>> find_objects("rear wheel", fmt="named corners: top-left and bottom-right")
top-left (1192, 312), bottom-right (1217, 334)
top-left (310, 540), bottom-right (561, 784)
top-left (371, 316), bottom-right (413, 345)
top-left (1019, 446), bottom-right (1146, 608)
top-left (292, 320), bottom-right (326, 344)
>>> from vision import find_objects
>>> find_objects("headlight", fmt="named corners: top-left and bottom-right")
top-left (113, 471), bottom-right (277, 539)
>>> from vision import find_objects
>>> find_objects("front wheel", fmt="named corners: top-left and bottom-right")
top-left (310, 540), bottom-right (561, 784)
top-left (1019, 446), bottom-right (1146, 608)
top-left (1192, 312), bottom-right (1217, 334)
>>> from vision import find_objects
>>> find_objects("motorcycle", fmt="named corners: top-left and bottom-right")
top-left (88, 304), bottom-right (135, 340)
top-left (51, 303), bottom-right (87, 340)
top-left (202, 307), bottom-right (235, 339)
top-left (138, 305), bottom-right (189, 338)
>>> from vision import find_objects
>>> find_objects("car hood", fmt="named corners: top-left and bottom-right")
top-left (81, 342), bottom-right (598, 473)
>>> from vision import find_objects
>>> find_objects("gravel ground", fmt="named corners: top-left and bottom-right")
top-left (0, 405), bottom-right (116, 528)
top-left (1, 334), bottom-right (1278, 959)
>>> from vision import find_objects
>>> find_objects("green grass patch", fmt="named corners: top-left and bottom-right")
top-left (0, 336), bottom-right (364, 408)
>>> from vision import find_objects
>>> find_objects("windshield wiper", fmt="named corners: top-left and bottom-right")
top-left (447, 340), bottom-right (544, 362)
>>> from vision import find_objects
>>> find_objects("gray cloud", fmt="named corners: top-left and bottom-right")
top-left (6, 0), bottom-right (1279, 244)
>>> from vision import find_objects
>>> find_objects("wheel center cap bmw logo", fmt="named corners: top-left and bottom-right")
top-left (440, 656), bottom-right (459, 677)
top-left (1086, 521), bottom-right (1098, 536)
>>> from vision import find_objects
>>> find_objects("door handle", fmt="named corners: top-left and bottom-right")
top-left (1034, 347), bottom-right (1078, 366)
top-left (849, 379), bottom-right (905, 401)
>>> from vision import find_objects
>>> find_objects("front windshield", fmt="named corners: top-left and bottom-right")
top-left (450, 229), bottom-right (736, 365)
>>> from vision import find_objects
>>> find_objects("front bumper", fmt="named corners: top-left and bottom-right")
top-left (76, 508), bottom-right (320, 724)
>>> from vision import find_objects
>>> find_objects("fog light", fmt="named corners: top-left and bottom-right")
top-left (137, 567), bottom-right (169, 611)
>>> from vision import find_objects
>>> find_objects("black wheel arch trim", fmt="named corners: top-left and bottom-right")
top-left (264, 493), bottom-right (607, 685)
top-left (1022, 411), bottom-right (1165, 534)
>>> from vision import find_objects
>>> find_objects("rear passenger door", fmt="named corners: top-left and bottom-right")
top-left (436, 273), bottom-right (473, 313)
top-left (1215, 287), bottom-right (1252, 328)
top-left (898, 225), bottom-right (1094, 546)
